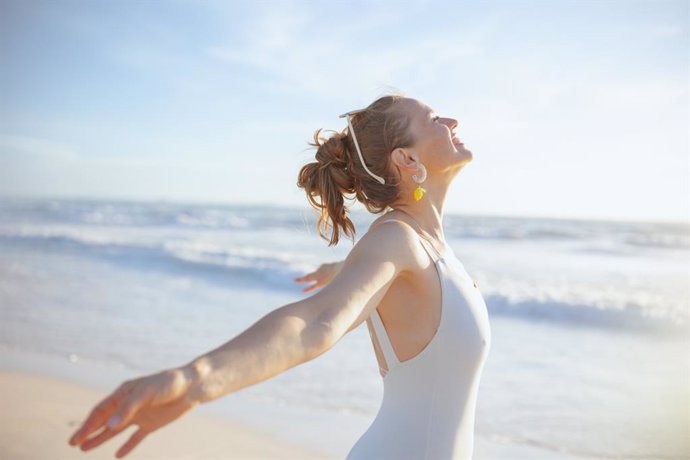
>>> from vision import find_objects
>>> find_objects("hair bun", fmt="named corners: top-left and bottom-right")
top-left (317, 133), bottom-right (349, 170)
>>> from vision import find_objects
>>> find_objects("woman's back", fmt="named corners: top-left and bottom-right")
top-left (347, 215), bottom-right (492, 460)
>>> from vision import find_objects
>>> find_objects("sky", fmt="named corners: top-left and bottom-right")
top-left (0, 0), bottom-right (688, 223)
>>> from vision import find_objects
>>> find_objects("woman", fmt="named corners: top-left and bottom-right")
top-left (67, 95), bottom-right (491, 459)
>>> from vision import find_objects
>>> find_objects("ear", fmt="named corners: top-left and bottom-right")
top-left (390, 147), bottom-right (420, 174)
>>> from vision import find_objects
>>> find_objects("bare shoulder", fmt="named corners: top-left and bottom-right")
top-left (356, 214), bottom-right (421, 273)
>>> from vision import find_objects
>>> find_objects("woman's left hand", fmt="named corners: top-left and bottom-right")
top-left (293, 261), bottom-right (344, 293)
top-left (68, 367), bottom-right (197, 458)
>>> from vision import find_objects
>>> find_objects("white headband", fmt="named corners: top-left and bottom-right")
top-left (338, 109), bottom-right (386, 185)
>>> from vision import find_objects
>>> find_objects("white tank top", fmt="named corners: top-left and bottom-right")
top-left (346, 217), bottom-right (492, 460)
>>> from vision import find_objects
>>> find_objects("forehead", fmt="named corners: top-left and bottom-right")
top-left (399, 98), bottom-right (433, 119)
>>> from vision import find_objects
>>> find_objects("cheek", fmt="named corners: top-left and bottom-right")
top-left (434, 131), bottom-right (452, 151)
top-left (418, 129), bottom-right (450, 162)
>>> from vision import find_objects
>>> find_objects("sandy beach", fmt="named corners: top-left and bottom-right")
top-left (0, 370), bottom-right (335, 460)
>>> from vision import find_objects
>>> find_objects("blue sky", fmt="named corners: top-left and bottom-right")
top-left (1, 0), bottom-right (687, 223)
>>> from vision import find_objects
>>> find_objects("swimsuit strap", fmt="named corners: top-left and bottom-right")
top-left (369, 308), bottom-right (400, 374)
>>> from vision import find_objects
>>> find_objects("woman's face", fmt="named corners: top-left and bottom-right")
top-left (395, 98), bottom-right (472, 173)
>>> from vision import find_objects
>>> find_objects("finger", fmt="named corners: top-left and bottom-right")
top-left (109, 395), bottom-right (146, 431)
top-left (115, 428), bottom-right (149, 459)
top-left (79, 422), bottom-right (128, 452)
top-left (303, 282), bottom-right (322, 293)
top-left (69, 389), bottom-right (127, 446)
top-left (80, 385), bottom-right (149, 451)
top-left (294, 274), bottom-right (314, 283)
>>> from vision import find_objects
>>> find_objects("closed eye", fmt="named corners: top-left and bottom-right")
top-left (432, 116), bottom-right (440, 122)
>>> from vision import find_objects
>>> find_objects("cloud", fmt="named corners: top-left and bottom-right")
top-left (203, 2), bottom-right (483, 98)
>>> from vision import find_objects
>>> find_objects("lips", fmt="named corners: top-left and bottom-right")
top-left (450, 130), bottom-right (462, 144)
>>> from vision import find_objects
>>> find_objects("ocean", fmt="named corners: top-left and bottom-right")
top-left (0, 197), bottom-right (687, 459)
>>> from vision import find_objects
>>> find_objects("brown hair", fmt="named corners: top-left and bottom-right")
top-left (296, 94), bottom-right (416, 246)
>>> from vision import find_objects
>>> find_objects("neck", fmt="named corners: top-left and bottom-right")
top-left (389, 179), bottom-right (449, 244)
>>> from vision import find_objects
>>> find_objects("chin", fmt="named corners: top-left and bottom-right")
top-left (453, 144), bottom-right (472, 156)
top-left (453, 149), bottom-right (472, 168)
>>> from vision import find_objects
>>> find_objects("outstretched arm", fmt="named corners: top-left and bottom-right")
top-left (68, 220), bottom-right (416, 458)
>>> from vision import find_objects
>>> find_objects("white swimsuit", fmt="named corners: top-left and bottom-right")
top-left (346, 218), bottom-right (492, 460)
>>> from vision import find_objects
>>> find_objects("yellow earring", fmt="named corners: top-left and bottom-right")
top-left (413, 183), bottom-right (426, 201)
top-left (412, 162), bottom-right (427, 201)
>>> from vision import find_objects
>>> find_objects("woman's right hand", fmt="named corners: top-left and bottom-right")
top-left (68, 367), bottom-right (198, 458)
top-left (293, 261), bottom-right (343, 293)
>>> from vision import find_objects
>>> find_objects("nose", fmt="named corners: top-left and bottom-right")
top-left (444, 118), bottom-right (458, 131)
